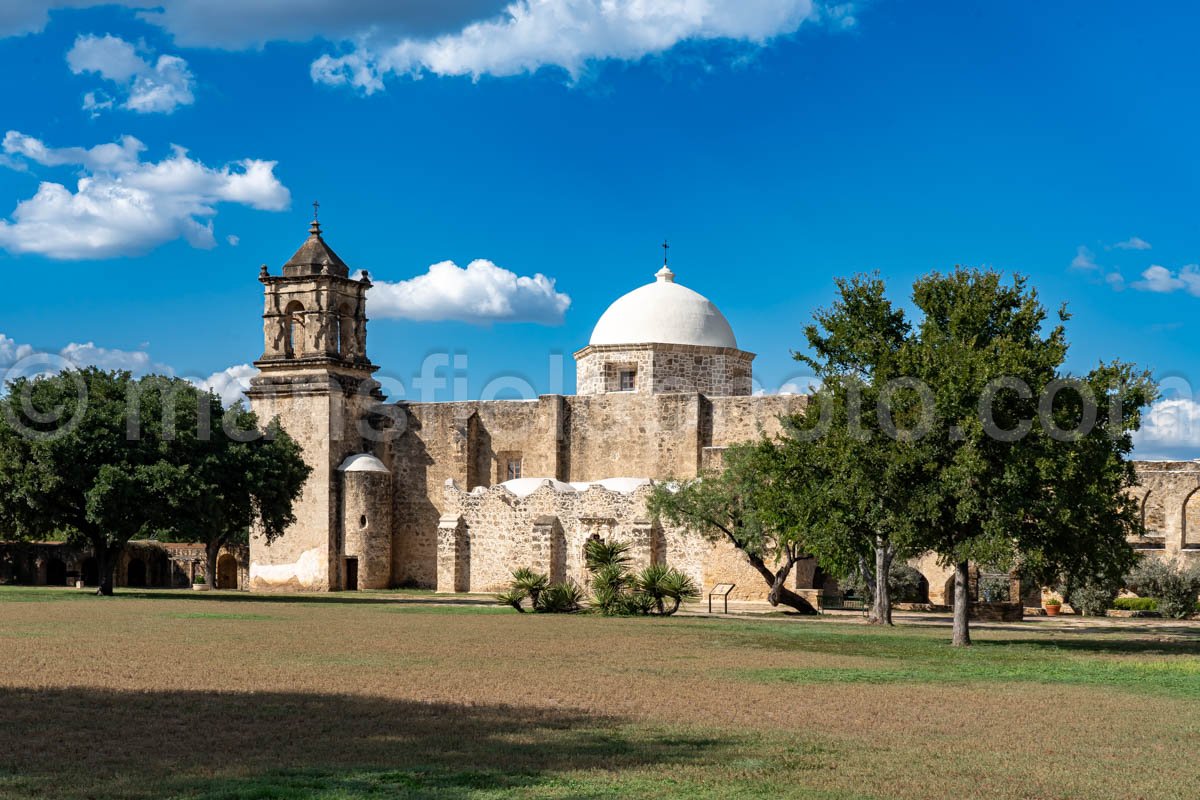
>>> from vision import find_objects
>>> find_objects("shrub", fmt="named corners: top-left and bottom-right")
top-left (1126, 559), bottom-right (1200, 619)
top-left (1113, 596), bottom-right (1158, 612)
top-left (976, 573), bottom-right (1012, 603)
top-left (496, 568), bottom-right (583, 614)
top-left (633, 563), bottom-right (700, 616)
top-left (1042, 596), bottom-right (1061, 607)
top-left (839, 561), bottom-right (927, 603)
top-left (586, 538), bottom-right (697, 617)
top-left (192, 573), bottom-right (206, 585)
top-left (1068, 578), bottom-right (1120, 616)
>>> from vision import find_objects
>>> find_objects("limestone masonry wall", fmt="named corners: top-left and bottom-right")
top-left (575, 343), bottom-right (754, 396)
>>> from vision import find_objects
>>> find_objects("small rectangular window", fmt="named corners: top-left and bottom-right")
top-left (618, 369), bottom-right (636, 392)
top-left (506, 458), bottom-right (522, 481)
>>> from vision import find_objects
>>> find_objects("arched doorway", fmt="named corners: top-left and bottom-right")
top-left (126, 558), bottom-right (146, 588)
top-left (216, 554), bottom-right (239, 590)
top-left (1184, 487), bottom-right (1200, 549)
top-left (81, 557), bottom-right (99, 586)
top-left (46, 558), bottom-right (67, 586)
top-left (1142, 490), bottom-right (1166, 541)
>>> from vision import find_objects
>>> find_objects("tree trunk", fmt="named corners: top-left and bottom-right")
top-left (94, 543), bottom-right (116, 597)
top-left (952, 560), bottom-right (971, 646)
top-left (205, 540), bottom-right (221, 592)
top-left (868, 538), bottom-right (894, 626)
top-left (748, 551), bottom-right (817, 614)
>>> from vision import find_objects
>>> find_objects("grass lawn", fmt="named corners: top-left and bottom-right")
top-left (2, 586), bottom-right (1199, 799)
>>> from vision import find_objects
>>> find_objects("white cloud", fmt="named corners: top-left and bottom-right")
top-left (0, 131), bottom-right (289, 260)
top-left (312, 0), bottom-right (843, 92)
top-left (1133, 398), bottom-right (1200, 460)
top-left (0, 334), bottom-right (35, 366)
top-left (67, 34), bottom-right (195, 114)
top-left (195, 363), bottom-right (258, 407)
top-left (1113, 236), bottom-right (1151, 251)
top-left (1070, 244), bottom-right (1125, 290)
top-left (369, 258), bottom-right (570, 324)
top-left (1131, 264), bottom-right (1200, 296)
top-left (7, 2), bottom-right (853, 93)
top-left (226, 234), bottom-right (239, 246)
top-left (0, 331), bottom-right (169, 377)
top-left (1, 331), bottom-right (257, 409)
top-left (3, 130), bottom-right (144, 172)
top-left (1, 2), bottom-right (511, 45)
top-left (1070, 245), bottom-right (1098, 271)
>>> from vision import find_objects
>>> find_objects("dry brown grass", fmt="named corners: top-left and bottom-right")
top-left (2, 587), bottom-right (1199, 799)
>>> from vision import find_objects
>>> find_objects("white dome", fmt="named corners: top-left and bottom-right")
top-left (337, 453), bottom-right (388, 473)
top-left (589, 266), bottom-right (738, 349)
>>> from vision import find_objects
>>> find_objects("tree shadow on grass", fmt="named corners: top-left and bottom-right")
top-left (0, 687), bottom-right (730, 800)
top-left (110, 590), bottom-right (496, 608)
top-left (978, 629), bottom-right (1200, 656)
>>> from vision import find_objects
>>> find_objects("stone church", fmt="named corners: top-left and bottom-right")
top-left (246, 219), bottom-right (808, 600)
top-left (245, 220), bottom-right (1199, 605)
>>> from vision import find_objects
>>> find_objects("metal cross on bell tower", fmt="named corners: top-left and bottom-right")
top-left (661, 239), bottom-right (670, 266)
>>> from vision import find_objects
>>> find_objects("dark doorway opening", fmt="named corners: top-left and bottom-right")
top-left (127, 558), bottom-right (146, 587)
top-left (345, 557), bottom-right (358, 591)
top-left (46, 558), bottom-right (67, 586)
top-left (81, 557), bottom-right (99, 587)
top-left (216, 554), bottom-right (238, 590)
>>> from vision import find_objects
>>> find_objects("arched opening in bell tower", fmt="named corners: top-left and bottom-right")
top-left (284, 301), bottom-right (304, 358)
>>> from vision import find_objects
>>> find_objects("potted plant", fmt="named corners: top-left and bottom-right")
top-left (1042, 595), bottom-right (1062, 616)
top-left (192, 573), bottom-right (208, 592)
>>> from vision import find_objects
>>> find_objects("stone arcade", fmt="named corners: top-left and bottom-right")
top-left (245, 221), bottom-right (1197, 602)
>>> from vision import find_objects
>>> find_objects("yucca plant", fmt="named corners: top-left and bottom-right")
top-left (634, 563), bottom-right (699, 616)
top-left (496, 567), bottom-right (550, 612)
top-left (539, 580), bottom-right (585, 613)
top-left (511, 567), bottom-right (549, 607)
top-left (584, 538), bottom-right (632, 571)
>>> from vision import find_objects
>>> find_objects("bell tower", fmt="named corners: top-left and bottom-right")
top-left (246, 209), bottom-right (386, 591)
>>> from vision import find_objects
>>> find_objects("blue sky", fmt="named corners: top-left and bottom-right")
top-left (1, 1), bottom-right (1199, 456)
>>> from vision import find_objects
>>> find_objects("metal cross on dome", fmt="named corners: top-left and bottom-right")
top-left (661, 239), bottom-right (669, 265)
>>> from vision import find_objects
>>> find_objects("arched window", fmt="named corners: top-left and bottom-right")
top-left (284, 301), bottom-right (304, 358)
top-left (339, 304), bottom-right (355, 359)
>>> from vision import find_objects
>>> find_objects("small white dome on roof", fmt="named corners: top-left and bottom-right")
top-left (338, 453), bottom-right (388, 473)
top-left (589, 264), bottom-right (737, 349)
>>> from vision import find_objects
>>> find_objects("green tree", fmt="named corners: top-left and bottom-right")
top-left (0, 370), bottom-right (197, 594)
top-left (0, 369), bottom-right (310, 595)
top-left (647, 438), bottom-right (824, 614)
top-left (894, 268), bottom-right (1152, 645)
top-left (155, 400), bottom-right (310, 589)
top-left (791, 275), bottom-right (927, 625)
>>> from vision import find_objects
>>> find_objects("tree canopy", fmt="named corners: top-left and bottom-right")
top-left (0, 368), bottom-right (309, 594)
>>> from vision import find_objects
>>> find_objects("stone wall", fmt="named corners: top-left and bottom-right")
top-left (0, 541), bottom-right (248, 589)
top-left (438, 478), bottom-right (827, 602)
top-left (1130, 462), bottom-right (1200, 557)
top-left (388, 391), bottom-right (809, 588)
top-left (574, 343), bottom-right (754, 397)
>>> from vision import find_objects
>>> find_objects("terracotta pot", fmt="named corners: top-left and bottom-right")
top-left (1043, 604), bottom-right (1061, 616)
